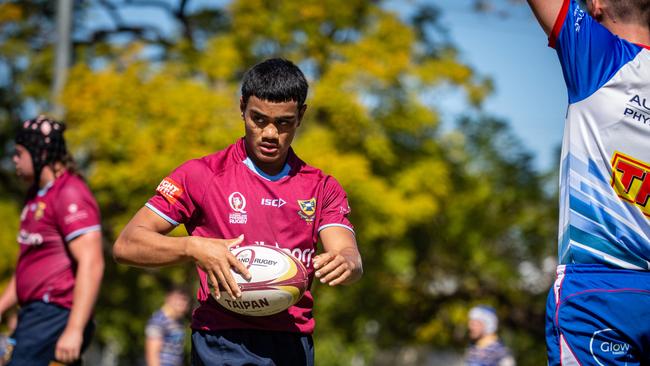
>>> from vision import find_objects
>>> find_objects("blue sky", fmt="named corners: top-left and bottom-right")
top-left (434, 1), bottom-right (567, 171)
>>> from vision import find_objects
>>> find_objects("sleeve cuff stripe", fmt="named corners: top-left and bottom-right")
top-left (318, 223), bottom-right (355, 234)
top-left (145, 203), bottom-right (180, 226)
top-left (65, 225), bottom-right (102, 242)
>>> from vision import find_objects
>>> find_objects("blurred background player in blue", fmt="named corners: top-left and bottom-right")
top-left (465, 306), bottom-right (515, 366)
top-left (145, 288), bottom-right (190, 366)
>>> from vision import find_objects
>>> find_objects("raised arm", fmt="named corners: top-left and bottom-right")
top-left (527, 0), bottom-right (565, 36)
top-left (113, 207), bottom-right (250, 299)
top-left (314, 227), bottom-right (362, 286)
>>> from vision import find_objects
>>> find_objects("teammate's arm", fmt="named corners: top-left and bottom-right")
top-left (145, 335), bottom-right (163, 366)
top-left (314, 227), bottom-right (362, 286)
top-left (0, 276), bottom-right (17, 318)
top-left (113, 207), bottom-right (251, 299)
top-left (527, 0), bottom-right (565, 35)
top-left (55, 230), bottom-right (104, 364)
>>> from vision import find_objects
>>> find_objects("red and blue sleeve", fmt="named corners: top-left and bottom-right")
top-left (550, 0), bottom-right (643, 103)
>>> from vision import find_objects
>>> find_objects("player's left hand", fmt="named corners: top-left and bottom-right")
top-left (55, 326), bottom-right (83, 364)
top-left (313, 252), bottom-right (358, 286)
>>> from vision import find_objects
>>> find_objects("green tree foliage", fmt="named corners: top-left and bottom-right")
top-left (0, 1), bottom-right (59, 288)
top-left (0, 0), bottom-right (555, 365)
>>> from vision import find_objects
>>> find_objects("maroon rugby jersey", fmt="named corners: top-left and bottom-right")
top-left (16, 171), bottom-right (101, 308)
top-left (146, 138), bottom-right (353, 334)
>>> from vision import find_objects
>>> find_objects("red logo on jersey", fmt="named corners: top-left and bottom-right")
top-left (156, 178), bottom-right (184, 205)
top-left (611, 151), bottom-right (650, 218)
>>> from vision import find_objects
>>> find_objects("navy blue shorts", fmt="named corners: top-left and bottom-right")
top-left (191, 329), bottom-right (314, 366)
top-left (546, 264), bottom-right (650, 365)
top-left (8, 301), bottom-right (94, 366)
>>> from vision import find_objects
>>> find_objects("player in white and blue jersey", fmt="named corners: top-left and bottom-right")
top-left (526, 0), bottom-right (650, 364)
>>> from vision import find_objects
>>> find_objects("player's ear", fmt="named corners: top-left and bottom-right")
top-left (587, 0), bottom-right (605, 21)
top-left (239, 96), bottom-right (246, 119)
top-left (297, 104), bottom-right (307, 127)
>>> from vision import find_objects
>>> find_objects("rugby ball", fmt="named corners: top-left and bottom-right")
top-left (215, 245), bottom-right (309, 316)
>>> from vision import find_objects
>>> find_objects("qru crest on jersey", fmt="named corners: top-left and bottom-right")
top-left (229, 192), bottom-right (248, 224)
top-left (297, 198), bottom-right (316, 223)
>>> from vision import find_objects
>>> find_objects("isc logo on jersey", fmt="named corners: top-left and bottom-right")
top-left (156, 177), bottom-right (184, 205)
top-left (611, 152), bottom-right (650, 218)
top-left (261, 198), bottom-right (286, 208)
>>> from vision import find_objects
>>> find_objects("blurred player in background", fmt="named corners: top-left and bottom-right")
top-left (145, 288), bottom-right (190, 366)
top-left (113, 58), bottom-right (363, 366)
top-left (526, 0), bottom-right (650, 364)
top-left (465, 306), bottom-right (515, 366)
top-left (0, 116), bottom-right (104, 365)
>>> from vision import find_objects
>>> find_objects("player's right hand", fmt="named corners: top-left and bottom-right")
top-left (186, 234), bottom-right (251, 300)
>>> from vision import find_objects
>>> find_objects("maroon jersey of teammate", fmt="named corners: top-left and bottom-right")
top-left (146, 138), bottom-right (353, 334)
top-left (15, 171), bottom-right (101, 308)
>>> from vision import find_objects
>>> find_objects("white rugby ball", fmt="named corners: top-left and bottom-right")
top-left (215, 245), bottom-right (309, 316)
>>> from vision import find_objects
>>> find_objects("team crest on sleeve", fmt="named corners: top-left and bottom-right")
top-left (611, 151), bottom-right (650, 218)
top-left (156, 177), bottom-right (184, 205)
top-left (229, 192), bottom-right (248, 224)
top-left (297, 198), bottom-right (316, 223)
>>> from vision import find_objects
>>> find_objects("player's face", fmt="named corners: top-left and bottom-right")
top-left (12, 144), bottom-right (34, 183)
top-left (468, 319), bottom-right (485, 341)
top-left (166, 292), bottom-right (190, 319)
top-left (241, 96), bottom-right (306, 175)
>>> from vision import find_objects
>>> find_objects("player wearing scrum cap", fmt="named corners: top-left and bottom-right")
top-left (526, 0), bottom-right (650, 364)
top-left (0, 116), bottom-right (104, 365)
top-left (113, 58), bottom-right (363, 366)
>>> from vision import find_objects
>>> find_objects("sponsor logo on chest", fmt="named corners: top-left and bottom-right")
top-left (623, 94), bottom-right (650, 125)
top-left (17, 229), bottom-right (43, 246)
top-left (611, 151), bottom-right (650, 218)
top-left (250, 241), bottom-right (316, 269)
top-left (260, 198), bottom-right (286, 208)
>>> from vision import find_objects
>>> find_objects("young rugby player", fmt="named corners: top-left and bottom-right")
top-left (114, 58), bottom-right (363, 365)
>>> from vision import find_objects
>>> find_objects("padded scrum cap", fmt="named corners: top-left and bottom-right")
top-left (14, 115), bottom-right (68, 188)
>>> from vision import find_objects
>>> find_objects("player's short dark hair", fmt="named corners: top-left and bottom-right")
top-left (241, 58), bottom-right (308, 109)
top-left (164, 283), bottom-right (190, 297)
top-left (606, 0), bottom-right (650, 25)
